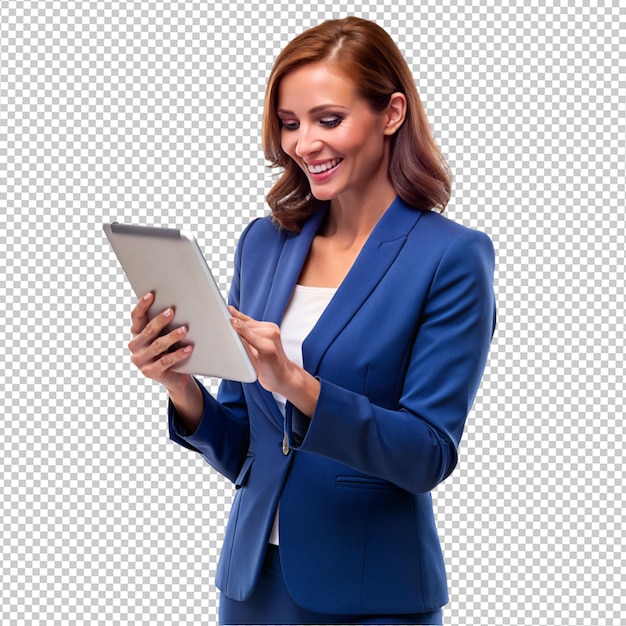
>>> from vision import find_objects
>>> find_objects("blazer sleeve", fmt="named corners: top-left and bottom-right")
top-left (291, 228), bottom-right (496, 495)
top-left (167, 222), bottom-right (257, 484)
top-left (168, 379), bottom-right (249, 483)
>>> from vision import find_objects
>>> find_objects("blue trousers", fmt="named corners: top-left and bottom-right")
top-left (219, 545), bottom-right (443, 625)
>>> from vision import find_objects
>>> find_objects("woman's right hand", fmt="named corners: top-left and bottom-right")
top-left (127, 292), bottom-right (194, 394)
top-left (128, 292), bottom-right (205, 433)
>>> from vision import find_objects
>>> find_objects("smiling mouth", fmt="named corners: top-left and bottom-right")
top-left (306, 158), bottom-right (343, 174)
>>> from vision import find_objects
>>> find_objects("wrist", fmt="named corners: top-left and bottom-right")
top-left (166, 373), bottom-right (194, 401)
top-left (168, 375), bottom-right (204, 434)
top-left (278, 364), bottom-right (320, 419)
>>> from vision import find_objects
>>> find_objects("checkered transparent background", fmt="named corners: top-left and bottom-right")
top-left (1, 1), bottom-right (624, 624)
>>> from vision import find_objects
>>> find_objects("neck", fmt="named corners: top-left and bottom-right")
top-left (324, 187), bottom-right (397, 241)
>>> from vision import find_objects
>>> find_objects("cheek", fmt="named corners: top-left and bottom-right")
top-left (336, 123), bottom-right (381, 158)
top-left (280, 132), bottom-right (297, 159)
top-left (353, 130), bottom-right (387, 162)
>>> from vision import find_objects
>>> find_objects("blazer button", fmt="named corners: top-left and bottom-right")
top-left (282, 433), bottom-right (290, 456)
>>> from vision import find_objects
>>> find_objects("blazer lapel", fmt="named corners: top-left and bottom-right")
top-left (262, 206), bottom-right (329, 324)
top-left (302, 197), bottom-right (426, 376)
top-left (253, 206), bottom-right (328, 430)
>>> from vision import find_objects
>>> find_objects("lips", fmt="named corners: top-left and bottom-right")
top-left (306, 158), bottom-right (343, 174)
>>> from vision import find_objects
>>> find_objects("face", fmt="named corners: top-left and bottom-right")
top-left (277, 62), bottom-right (396, 206)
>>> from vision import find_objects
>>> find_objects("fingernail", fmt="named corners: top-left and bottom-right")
top-left (177, 326), bottom-right (186, 335)
top-left (183, 345), bottom-right (192, 353)
top-left (164, 308), bottom-right (172, 318)
top-left (143, 293), bottom-right (152, 301)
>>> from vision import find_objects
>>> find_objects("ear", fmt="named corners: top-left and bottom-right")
top-left (383, 92), bottom-right (407, 136)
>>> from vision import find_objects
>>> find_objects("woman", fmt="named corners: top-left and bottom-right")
top-left (128, 16), bottom-right (495, 625)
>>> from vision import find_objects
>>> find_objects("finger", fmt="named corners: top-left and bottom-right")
top-left (230, 312), bottom-right (278, 336)
top-left (148, 324), bottom-right (189, 360)
top-left (130, 292), bottom-right (154, 335)
top-left (132, 326), bottom-right (190, 371)
top-left (143, 343), bottom-right (193, 379)
top-left (236, 333), bottom-right (259, 362)
top-left (230, 315), bottom-right (255, 336)
top-left (231, 318), bottom-right (281, 356)
top-left (229, 306), bottom-right (264, 324)
top-left (128, 306), bottom-right (175, 353)
top-left (156, 343), bottom-right (193, 373)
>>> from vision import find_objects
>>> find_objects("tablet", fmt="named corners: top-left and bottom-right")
top-left (103, 222), bottom-right (257, 383)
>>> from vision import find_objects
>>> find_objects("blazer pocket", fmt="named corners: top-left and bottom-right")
top-left (335, 475), bottom-right (402, 492)
top-left (235, 454), bottom-right (254, 489)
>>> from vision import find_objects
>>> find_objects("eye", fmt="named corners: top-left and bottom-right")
top-left (320, 116), bottom-right (343, 128)
top-left (280, 119), bottom-right (299, 131)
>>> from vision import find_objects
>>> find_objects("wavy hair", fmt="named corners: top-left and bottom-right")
top-left (263, 16), bottom-right (451, 232)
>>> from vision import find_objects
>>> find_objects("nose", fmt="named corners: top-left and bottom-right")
top-left (294, 124), bottom-right (323, 159)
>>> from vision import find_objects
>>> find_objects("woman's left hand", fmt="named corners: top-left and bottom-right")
top-left (229, 306), bottom-right (320, 417)
top-left (228, 306), bottom-right (295, 394)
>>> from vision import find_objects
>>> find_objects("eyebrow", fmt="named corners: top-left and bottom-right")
top-left (277, 104), bottom-right (348, 116)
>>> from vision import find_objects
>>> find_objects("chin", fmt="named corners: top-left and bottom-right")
top-left (310, 191), bottom-right (334, 202)
top-left (308, 185), bottom-right (339, 202)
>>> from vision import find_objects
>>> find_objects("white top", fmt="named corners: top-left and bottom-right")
top-left (271, 284), bottom-right (337, 415)
top-left (269, 284), bottom-right (337, 545)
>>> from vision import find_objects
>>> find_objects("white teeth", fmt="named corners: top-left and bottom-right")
top-left (307, 159), bottom-right (342, 174)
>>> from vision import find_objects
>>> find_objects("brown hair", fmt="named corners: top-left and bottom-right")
top-left (263, 16), bottom-right (452, 232)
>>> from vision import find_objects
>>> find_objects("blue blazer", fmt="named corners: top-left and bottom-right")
top-left (169, 197), bottom-right (496, 615)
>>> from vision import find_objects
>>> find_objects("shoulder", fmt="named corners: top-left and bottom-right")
top-left (415, 213), bottom-right (495, 297)
top-left (416, 210), bottom-right (493, 250)
top-left (239, 214), bottom-right (283, 243)
top-left (396, 208), bottom-right (495, 278)
top-left (235, 215), bottom-right (288, 257)
top-left (383, 197), bottom-right (493, 258)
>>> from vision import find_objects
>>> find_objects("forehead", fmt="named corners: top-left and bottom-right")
top-left (277, 62), bottom-right (359, 110)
